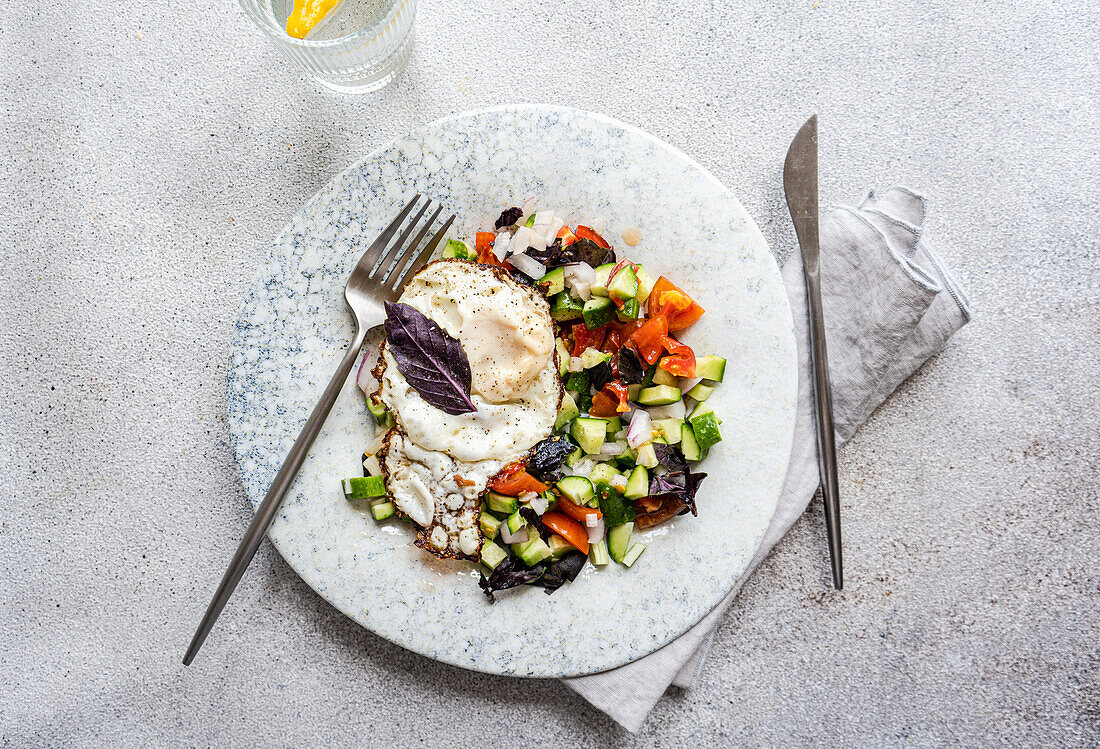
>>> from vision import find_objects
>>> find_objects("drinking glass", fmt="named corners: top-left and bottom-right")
top-left (239, 0), bottom-right (416, 93)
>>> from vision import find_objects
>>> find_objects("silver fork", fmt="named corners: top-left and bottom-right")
top-left (184, 195), bottom-right (454, 665)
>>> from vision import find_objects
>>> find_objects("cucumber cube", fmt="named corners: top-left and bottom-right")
top-left (556, 475), bottom-right (595, 504)
top-left (479, 508), bottom-right (502, 540)
top-left (514, 535), bottom-right (552, 566)
top-left (625, 465), bottom-right (649, 499)
top-left (603, 416), bottom-right (622, 435)
top-left (634, 266), bottom-right (655, 303)
top-left (616, 297), bottom-right (641, 322)
top-left (653, 418), bottom-right (684, 444)
top-left (608, 521), bottom-right (634, 562)
top-left (547, 533), bottom-right (575, 560)
top-left (565, 370), bottom-right (590, 394)
top-left (689, 402), bottom-right (722, 450)
top-left (370, 501), bottom-right (395, 521)
top-left (480, 540), bottom-right (507, 571)
top-left (442, 239), bottom-right (475, 260)
top-left (564, 445), bottom-right (584, 467)
top-left (538, 266), bottom-right (565, 296)
top-left (342, 475), bottom-right (386, 500)
top-left (651, 366), bottom-right (677, 387)
top-left (551, 292), bottom-right (584, 322)
top-left (579, 348), bottom-right (611, 369)
top-left (487, 492), bottom-right (519, 515)
top-left (686, 382), bottom-right (715, 402)
top-left (589, 540), bottom-right (611, 566)
top-left (366, 398), bottom-right (389, 426)
top-left (590, 263), bottom-right (616, 297)
top-left (582, 297), bottom-right (615, 329)
top-left (506, 511), bottom-right (526, 535)
top-left (637, 385), bottom-right (682, 406)
top-left (555, 391), bottom-right (580, 432)
top-left (571, 417), bottom-right (607, 454)
top-left (621, 542), bottom-right (647, 568)
top-left (694, 355), bottom-right (726, 382)
top-left (589, 463), bottom-right (619, 488)
top-left (607, 266), bottom-right (639, 302)
top-left (635, 442), bottom-right (658, 469)
top-left (680, 423), bottom-right (705, 461)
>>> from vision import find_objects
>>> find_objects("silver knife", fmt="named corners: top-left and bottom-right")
top-left (783, 114), bottom-right (843, 589)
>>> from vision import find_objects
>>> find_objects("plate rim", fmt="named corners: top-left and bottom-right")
top-left (227, 103), bottom-right (798, 677)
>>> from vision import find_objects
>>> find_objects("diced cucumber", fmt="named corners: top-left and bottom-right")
top-left (616, 297), bottom-right (641, 322)
top-left (621, 542), bottom-right (647, 568)
top-left (551, 292), bottom-right (584, 322)
top-left (607, 266), bottom-right (639, 302)
top-left (565, 370), bottom-right (590, 394)
top-left (637, 385), bottom-right (682, 406)
top-left (603, 416), bottom-right (622, 435)
top-left (556, 475), bottom-right (595, 504)
top-left (589, 540), bottom-right (611, 566)
top-left (506, 511), bottom-right (526, 535)
top-left (579, 348), bottom-right (611, 369)
top-left (370, 501), bottom-right (395, 521)
top-left (547, 533), bottom-right (575, 560)
top-left (613, 447), bottom-right (637, 470)
top-left (689, 402), bottom-right (722, 450)
top-left (635, 265), bottom-right (655, 304)
top-left (627, 384), bottom-right (643, 401)
top-left (642, 363), bottom-right (658, 387)
top-left (625, 465), bottom-right (649, 499)
top-left (487, 492), bottom-right (519, 515)
top-left (342, 475), bottom-right (386, 500)
top-left (514, 535), bottom-right (552, 566)
top-left (571, 416), bottom-right (607, 454)
top-left (582, 297), bottom-right (615, 329)
top-left (442, 238), bottom-right (475, 260)
top-left (556, 338), bottom-right (571, 375)
top-left (694, 355), bottom-right (727, 382)
top-left (589, 463), bottom-right (619, 488)
top-left (538, 266), bottom-right (565, 296)
top-left (590, 263), bottom-right (616, 297)
top-left (524, 214), bottom-right (536, 227)
top-left (366, 398), bottom-right (389, 426)
top-left (608, 521), bottom-right (634, 562)
top-left (653, 418), bottom-right (684, 444)
top-left (555, 391), bottom-right (580, 432)
top-left (636, 442), bottom-right (658, 469)
top-left (479, 507), bottom-right (502, 539)
top-left (599, 489), bottom-right (636, 527)
top-left (651, 366), bottom-right (677, 387)
top-left (681, 423), bottom-right (705, 461)
top-left (480, 539), bottom-right (507, 571)
top-left (686, 381), bottom-right (715, 402)
top-left (564, 445), bottom-right (584, 467)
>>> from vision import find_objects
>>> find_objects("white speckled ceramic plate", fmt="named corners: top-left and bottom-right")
top-left (227, 105), bottom-right (797, 678)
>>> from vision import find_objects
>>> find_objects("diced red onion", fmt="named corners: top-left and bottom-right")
top-left (521, 196), bottom-right (535, 216)
top-left (509, 252), bottom-right (545, 279)
top-left (645, 400), bottom-right (687, 420)
top-left (609, 474), bottom-right (628, 491)
top-left (627, 409), bottom-right (653, 448)
top-left (492, 232), bottom-right (511, 262)
top-left (499, 524), bottom-right (529, 544)
top-left (600, 442), bottom-right (623, 456)
top-left (356, 353), bottom-right (374, 396)
top-left (564, 262), bottom-right (597, 300)
top-left (586, 518), bottom-right (605, 543)
top-left (529, 494), bottom-right (549, 515)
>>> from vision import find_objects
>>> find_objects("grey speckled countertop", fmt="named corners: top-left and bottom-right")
top-left (1, 0), bottom-right (1097, 745)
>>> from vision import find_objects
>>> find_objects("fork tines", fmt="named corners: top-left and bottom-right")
top-left (360, 195), bottom-right (455, 300)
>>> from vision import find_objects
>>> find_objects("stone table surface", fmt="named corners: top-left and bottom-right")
top-left (1, 0), bottom-right (1097, 745)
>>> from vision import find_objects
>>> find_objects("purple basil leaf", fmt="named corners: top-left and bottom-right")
top-left (570, 237), bottom-right (616, 268)
top-left (652, 442), bottom-right (688, 474)
top-left (384, 302), bottom-right (476, 415)
top-left (645, 467), bottom-right (707, 516)
top-left (525, 238), bottom-right (562, 267)
top-left (479, 555), bottom-right (545, 602)
top-left (617, 347), bottom-right (645, 384)
top-left (529, 552), bottom-right (588, 594)
top-left (587, 360), bottom-right (613, 391)
top-left (495, 206), bottom-right (523, 229)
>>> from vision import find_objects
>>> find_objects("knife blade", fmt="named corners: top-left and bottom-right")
top-left (783, 114), bottom-right (844, 589)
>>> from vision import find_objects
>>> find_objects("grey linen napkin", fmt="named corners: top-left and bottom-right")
top-left (563, 186), bottom-right (973, 732)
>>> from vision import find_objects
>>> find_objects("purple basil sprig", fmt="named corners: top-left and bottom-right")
top-left (383, 301), bottom-right (476, 415)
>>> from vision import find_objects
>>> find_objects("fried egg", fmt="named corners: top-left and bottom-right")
top-left (375, 260), bottom-right (561, 559)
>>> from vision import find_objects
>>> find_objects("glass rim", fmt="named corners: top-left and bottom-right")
top-left (238, 0), bottom-right (405, 48)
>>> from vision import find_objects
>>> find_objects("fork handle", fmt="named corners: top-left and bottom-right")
top-left (184, 326), bottom-right (367, 665)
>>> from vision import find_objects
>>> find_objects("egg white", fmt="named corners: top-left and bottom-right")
top-left (376, 261), bottom-right (561, 559)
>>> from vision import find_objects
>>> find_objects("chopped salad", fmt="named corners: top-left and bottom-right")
top-left (342, 202), bottom-right (725, 601)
